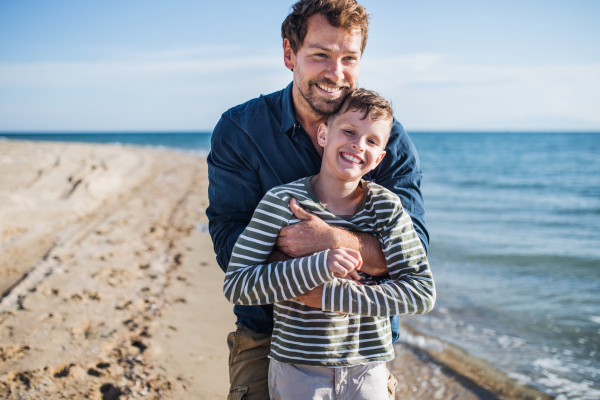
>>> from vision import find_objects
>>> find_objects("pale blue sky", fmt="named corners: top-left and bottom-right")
top-left (1, 0), bottom-right (599, 131)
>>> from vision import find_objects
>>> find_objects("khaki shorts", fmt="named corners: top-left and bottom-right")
top-left (227, 323), bottom-right (397, 400)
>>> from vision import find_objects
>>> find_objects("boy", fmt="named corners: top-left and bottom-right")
top-left (223, 89), bottom-right (435, 399)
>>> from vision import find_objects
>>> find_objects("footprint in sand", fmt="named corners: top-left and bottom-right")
top-left (0, 345), bottom-right (30, 364)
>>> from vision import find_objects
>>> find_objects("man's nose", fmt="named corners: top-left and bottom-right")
top-left (325, 59), bottom-right (345, 83)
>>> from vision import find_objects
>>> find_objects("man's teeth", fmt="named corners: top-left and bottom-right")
top-left (341, 153), bottom-right (362, 163)
top-left (317, 84), bottom-right (341, 93)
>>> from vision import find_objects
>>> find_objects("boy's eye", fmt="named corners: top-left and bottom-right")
top-left (344, 130), bottom-right (355, 135)
top-left (368, 139), bottom-right (379, 145)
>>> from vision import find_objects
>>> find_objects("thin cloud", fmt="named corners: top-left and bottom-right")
top-left (0, 48), bottom-right (599, 131)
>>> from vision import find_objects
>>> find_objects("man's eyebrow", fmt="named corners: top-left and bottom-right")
top-left (306, 44), bottom-right (360, 54)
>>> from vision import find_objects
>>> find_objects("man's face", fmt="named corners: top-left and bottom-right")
top-left (318, 110), bottom-right (389, 182)
top-left (284, 14), bottom-right (362, 116)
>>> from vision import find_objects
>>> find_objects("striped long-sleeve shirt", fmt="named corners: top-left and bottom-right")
top-left (223, 177), bottom-right (435, 366)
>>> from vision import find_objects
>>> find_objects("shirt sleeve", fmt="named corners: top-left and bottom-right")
top-left (368, 119), bottom-right (430, 254)
top-left (223, 191), bottom-right (334, 305)
top-left (321, 201), bottom-right (435, 316)
top-left (206, 113), bottom-right (265, 273)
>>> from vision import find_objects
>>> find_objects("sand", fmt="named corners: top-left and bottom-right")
top-left (0, 140), bottom-right (552, 399)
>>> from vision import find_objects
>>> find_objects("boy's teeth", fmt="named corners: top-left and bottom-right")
top-left (317, 84), bottom-right (340, 93)
top-left (342, 153), bottom-right (362, 163)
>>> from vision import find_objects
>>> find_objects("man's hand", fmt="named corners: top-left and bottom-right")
top-left (276, 198), bottom-right (335, 258)
top-left (277, 198), bottom-right (389, 277)
top-left (293, 284), bottom-right (323, 308)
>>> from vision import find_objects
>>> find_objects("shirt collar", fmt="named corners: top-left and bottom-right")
top-left (280, 82), bottom-right (296, 133)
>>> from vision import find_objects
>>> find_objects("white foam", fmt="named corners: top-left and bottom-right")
top-left (396, 326), bottom-right (446, 353)
top-left (497, 334), bottom-right (526, 349)
top-left (534, 358), bottom-right (572, 373)
top-left (533, 357), bottom-right (600, 399)
top-left (589, 316), bottom-right (600, 324)
top-left (507, 371), bottom-right (531, 385)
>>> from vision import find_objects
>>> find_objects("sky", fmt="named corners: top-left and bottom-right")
top-left (0, 0), bottom-right (599, 132)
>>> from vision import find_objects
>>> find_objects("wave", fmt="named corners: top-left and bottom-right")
top-left (394, 322), bottom-right (554, 399)
top-left (555, 208), bottom-right (600, 215)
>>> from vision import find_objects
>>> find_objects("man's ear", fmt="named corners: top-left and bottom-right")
top-left (317, 123), bottom-right (328, 147)
top-left (375, 151), bottom-right (386, 166)
top-left (283, 38), bottom-right (295, 71)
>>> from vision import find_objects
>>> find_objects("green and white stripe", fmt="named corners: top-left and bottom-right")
top-left (223, 177), bottom-right (435, 366)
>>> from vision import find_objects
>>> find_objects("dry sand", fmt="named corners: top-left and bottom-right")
top-left (0, 140), bottom-right (551, 399)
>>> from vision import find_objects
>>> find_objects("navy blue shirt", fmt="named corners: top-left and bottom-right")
top-left (207, 82), bottom-right (429, 334)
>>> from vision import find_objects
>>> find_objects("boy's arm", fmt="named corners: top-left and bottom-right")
top-left (275, 120), bottom-right (428, 277)
top-left (321, 203), bottom-right (436, 316)
top-left (223, 192), bottom-right (334, 305)
top-left (277, 200), bottom-right (389, 276)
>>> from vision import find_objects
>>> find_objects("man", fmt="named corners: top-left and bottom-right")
top-left (207, 1), bottom-right (429, 399)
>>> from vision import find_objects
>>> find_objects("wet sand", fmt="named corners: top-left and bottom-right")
top-left (0, 140), bottom-right (551, 399)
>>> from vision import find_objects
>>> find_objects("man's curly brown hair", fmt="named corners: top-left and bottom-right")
top-left (281, 0), bottom-right (370, 54)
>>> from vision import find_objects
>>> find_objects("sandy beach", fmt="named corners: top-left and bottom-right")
top-left (0, 140), bottom-right (552, 399)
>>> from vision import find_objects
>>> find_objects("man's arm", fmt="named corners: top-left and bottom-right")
top-left (224, 192), bottom-right (336, 305)
top-left (224, 191), bottom-right (363, 305)
top-left (207, 113), bottom-right (264, 273)
top-left (370, 119), bottom-right (429, 253)
top-left (275, 120), bottom-right (429, 279)
top-left (276, 199), bottom-right (389, 277)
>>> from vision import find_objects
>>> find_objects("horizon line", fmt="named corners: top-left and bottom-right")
top-left (2, 130), bottom-right (600, 135)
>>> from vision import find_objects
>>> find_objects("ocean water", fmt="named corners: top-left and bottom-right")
top-left (3, 132), bottom-right (600, 399)
top-left (406, 132), bottom-right (600, 400)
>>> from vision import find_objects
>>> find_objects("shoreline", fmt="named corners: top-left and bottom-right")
top-left (0, 139), bottom-right (552, 399)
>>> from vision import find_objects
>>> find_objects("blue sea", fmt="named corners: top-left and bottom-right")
top-left (2, 132), bottom-right (600, 399)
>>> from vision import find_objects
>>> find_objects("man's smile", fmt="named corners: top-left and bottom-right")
top-left (340, 151), bottom-right (364, 164)
top-left (316, 83), bottom-right (344, 95)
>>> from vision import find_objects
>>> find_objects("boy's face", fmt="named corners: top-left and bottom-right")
top-left (317, 109), bottom-right (389, 182)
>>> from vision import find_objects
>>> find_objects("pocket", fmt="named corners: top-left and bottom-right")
top-left (229, 325), bottom-right (243, 366)
top-left (227, 385), bottom-right (249, 400)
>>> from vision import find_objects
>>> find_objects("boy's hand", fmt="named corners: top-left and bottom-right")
top-left (327, 248), bottom-right (362, 281)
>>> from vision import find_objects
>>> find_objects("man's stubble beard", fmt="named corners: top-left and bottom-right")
top-left (296, 74), bottom-right (353, 116)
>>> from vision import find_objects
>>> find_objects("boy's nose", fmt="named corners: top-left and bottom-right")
top-left (351, 140), bottom-right (366, 151)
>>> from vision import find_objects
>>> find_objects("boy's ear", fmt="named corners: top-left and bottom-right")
top-left (375, 151), bottom-right (386, 166)
top-left (317, 123), bottom-right (328, 147)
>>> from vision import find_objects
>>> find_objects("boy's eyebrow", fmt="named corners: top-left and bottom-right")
top-left (307, 44), bottom-right (361, 55)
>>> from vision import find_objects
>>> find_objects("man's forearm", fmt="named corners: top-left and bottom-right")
top-left (333, 228), bottom-right (388, 277)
